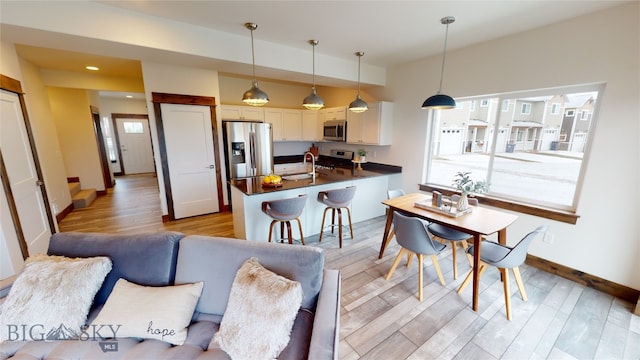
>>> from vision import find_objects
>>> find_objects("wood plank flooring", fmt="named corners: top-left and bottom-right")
top-left (58, 174), bottom-right (640, 359)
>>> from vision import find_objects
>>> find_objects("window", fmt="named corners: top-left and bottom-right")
top-left (581, 110), bottom-right (589, 120)
top-left (551, 103), bottom-right (560, 114)
top-left (469, 100), bottom-right (476, 111)
top-left (501, 100), bottom-right (509, 112)
top-left (480, 99), bottom-right (489, 107)
top-left (565, 109), bottom-right (575, 117)
top-left (123, 121), bottom-right (144, 134)
top-left (424, 83), bottom-right (602, 215)
top-left (521, 103), bottom-right (532, 115)
top-left (101, 117), bottom-right (117, 161)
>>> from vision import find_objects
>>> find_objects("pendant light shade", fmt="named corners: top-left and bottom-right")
top-left (349, 51), bottom-right (368, 113)
top-left (242, 23), bottom-right (269, 106)
top-left (303, 40), bottom-right (324, 110)
top-left (422, 16), bottom-right (456, 110)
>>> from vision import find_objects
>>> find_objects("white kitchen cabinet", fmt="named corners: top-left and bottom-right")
top-left (346, 101), bottom-right (394, 145)
top-left (220, 105), bottom-right (264, 121)
top-left (301, 110), bottom-right (323, 142)
top-left (265, 108), bottom-right (302, 141)
top-left (323, 106), bottom-right (347, 121)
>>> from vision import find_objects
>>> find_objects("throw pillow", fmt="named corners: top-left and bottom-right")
top-left (0, 253), bottom-right (112, 342)
top-left (90, 278), bottom-right (203, 346)
top-left (212, 257), bottom-right (303, 360)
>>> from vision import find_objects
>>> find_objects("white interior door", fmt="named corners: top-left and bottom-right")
top-left (161, 103), bottom-right (219, 219)
top-left (0, 90), bottom-right (51, 258)
top-left (116, 118), bottom-right (155, 174)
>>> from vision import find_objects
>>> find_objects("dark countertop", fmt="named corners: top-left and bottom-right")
top-left (230, 164), bottom-right (401, 196)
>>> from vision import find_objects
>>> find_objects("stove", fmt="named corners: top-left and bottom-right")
top-left (315, 149), bottom-right (354, 169)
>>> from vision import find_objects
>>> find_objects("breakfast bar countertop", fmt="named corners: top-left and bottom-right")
top-left (230, 164), bottom-right (401, 196)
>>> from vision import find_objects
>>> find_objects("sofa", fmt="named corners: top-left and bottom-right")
top-left (0, 231), bottom-right (341, 359)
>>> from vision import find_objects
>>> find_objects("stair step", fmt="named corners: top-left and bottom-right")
top-left (72, 188), bottom-right (97, 209)
top-left (68, 182), bottom-right (81, 197)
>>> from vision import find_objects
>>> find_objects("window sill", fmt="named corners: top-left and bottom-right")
top-left (418, 184), bottom-right (579, 225)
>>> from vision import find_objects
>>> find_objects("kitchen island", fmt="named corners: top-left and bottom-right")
top-left (230, 165), bottom-right (401, 242)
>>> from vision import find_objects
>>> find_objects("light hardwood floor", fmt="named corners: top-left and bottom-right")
top-left (58, 174), bottom-right (640, 359)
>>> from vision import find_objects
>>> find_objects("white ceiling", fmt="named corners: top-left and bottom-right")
top-left (3, 1), bottom-right (629, 89)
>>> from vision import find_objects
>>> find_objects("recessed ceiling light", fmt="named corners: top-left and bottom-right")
top-left (126, 95), bottom-right (133, 98)
top-left (85, 66), bottom-right (99, 71)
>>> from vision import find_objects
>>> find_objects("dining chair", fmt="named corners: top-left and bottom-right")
top-left (457, 225), bottom-right (548, 320)
top-left (385, 212), bottom-right (446, 301)
top-left (427, 194), bottom-right (478, 279)
top-left (384, 188), bottom-right (406, 246)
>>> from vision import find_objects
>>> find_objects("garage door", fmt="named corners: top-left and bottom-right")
top-left (438, 128), bottom-right (463, 155)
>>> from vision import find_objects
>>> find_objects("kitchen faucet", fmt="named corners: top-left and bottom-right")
top-left (303, 151), bottom-right (316, 182)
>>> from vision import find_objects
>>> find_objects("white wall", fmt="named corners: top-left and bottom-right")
top-left (141, 62), bottom-right (222, 212)
top-left (378, 3), bottom-right (639, 289)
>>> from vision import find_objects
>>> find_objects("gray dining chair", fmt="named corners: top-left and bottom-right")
top-left (428, 194), bottom-right (478, 279)
top-left (385, 212), bottom-right (446, 301)
top-left (384, 188), bottom-right (406, 245)
top-left (457, 225), bottom-right (548, 320)
top-left (261, 194), bottom-right (308, 245)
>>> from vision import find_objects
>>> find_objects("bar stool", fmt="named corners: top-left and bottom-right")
top-left (261, 194), bottom-right (308, 245)
top-left (317, 186), bottom-right (356, 248)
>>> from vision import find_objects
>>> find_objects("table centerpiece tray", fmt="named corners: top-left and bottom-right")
top-left (414, 199), bottom-right (473, 217)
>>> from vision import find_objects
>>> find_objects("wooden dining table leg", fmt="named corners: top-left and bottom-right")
top-left (472, 233), bottom-right (482, 312)
top-left (378, 208), bottom-right (395, 259)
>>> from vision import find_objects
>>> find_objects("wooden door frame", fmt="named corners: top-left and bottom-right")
top-left (151, 92), bottom-right (224, 221)
top-left (111, 113), bottom-right (152, 176)
top-left (90, 106), bottom-right (113, 189)
top-left (0, 74), bottom-right (56, 259)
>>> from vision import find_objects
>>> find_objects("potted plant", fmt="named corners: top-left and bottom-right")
top-left (356, 148), bottom-right (367, 162)
top-left (452, 171), bottom-right (489, 211)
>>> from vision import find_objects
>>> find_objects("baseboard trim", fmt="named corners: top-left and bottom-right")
top-left (162, 214), bottom-right (170, 223)
top-left (97, 190), bottom-right (107, 196)
top-left (66, 177), bottom-right (79, 183)
top-left (55, 203), bottom-right (74, 223)
top-left (526, 254), bottom-right (639, 303)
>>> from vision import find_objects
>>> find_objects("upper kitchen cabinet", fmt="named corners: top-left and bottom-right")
top-left (346, 101), bottom-right (394, 145)
top-left (301, 110), bottom-right (323, 142)
top-left (323, 106), bottom-right (347, 121)
top-left (265, 108), bottom-right (303, 141)
top-left (220, 105), bottom-right (264, 121)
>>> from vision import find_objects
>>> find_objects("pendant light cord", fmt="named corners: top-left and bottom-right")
top-left (438, 21), bottom-right (451, 93)
top-left (250, 27), bottom-right (257, 82)
top-left (356, 52), bottom-right (363, 96)
top-left (312, 41), bottom-right (316, 89)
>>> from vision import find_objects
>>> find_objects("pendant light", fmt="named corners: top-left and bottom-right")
top-left (422, 16), bottom-right (456, 110)
top-left (302, 40), bottom-right (325, 110)
top-left (348, 51), bottom-right (368, 113)
top-left (242, 22), bottom-right (269, 106)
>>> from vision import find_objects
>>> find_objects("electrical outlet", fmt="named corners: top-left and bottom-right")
top-left (543, 233), bottom-right (555, 244)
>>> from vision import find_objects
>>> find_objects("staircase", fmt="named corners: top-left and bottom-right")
top-left (67, 178), bottom-right (97, 209)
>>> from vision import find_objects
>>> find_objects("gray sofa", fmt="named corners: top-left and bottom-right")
top-left (0, 231), bottom-right (340, 359)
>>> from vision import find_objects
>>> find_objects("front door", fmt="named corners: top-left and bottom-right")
top-left (0, 88), bottom-right (52, 264)
top-left (160, 103), bottom-right (219, 219)
top-left (115, 117), bottom-right (155, 174)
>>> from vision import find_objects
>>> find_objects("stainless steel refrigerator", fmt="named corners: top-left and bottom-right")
top-left (223, 121), bottom-right (274, 179)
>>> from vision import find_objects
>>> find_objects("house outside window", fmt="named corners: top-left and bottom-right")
top-left (521, 102), bottom-right (532, 115)
top-left (425, 83), bottom-right (602, 213)
top-left (551, 103), bottom-right (560, 114)
top-left (501, 100), bottom-right (509, 112)
top-left (581, 110), bottom-right (589, 120)
top-left (480, 99), bottom-right (489, 107)
top-left (469, 100), bottom-right (476, 111)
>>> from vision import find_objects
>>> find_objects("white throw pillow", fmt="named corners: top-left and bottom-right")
top-left (212, 257), bottom-right (303, 360)
top-left (90, 278), bottom-right (203, 346)
top-left (0, 253), bottom-right (112, 342)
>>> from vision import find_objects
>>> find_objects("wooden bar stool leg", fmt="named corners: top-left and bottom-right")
top-left (280, 221), bottom-right (285, 243)
top-left (337, 208), bottom-right (343, 248)
top-left (345, 207), bottom-right (354, 239)
top-left (331, 208), bottom-right (336, 234)
top-left (268, 220), bottom-right (277, 242)
top-left (294, 218), bottom-right (305, 245)
top-left (285, 221), bottom-right (293, 244)
top-left (319, 207), bottom-right (330, 243)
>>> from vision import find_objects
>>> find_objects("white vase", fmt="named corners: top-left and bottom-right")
top-left (457, 193), bottom-right (470, 211)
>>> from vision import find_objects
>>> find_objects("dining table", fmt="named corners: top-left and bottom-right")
top-left (379, 192), bottom-right (518, 312)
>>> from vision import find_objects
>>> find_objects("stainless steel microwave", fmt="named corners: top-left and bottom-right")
top-left (323, 120), bottom-right (347, 141)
